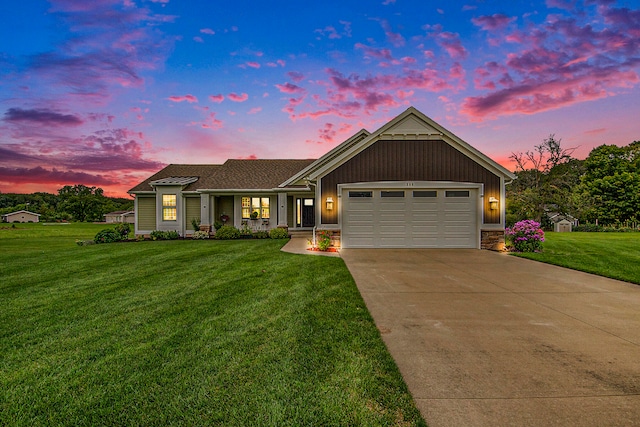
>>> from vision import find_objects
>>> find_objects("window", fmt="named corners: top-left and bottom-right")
top-left (162, 194), bottom-right (177, 221)
top-left (348, 191), bottom-right (372, 198)
top-left (445, 190), bottom-right (470, 197)
top-left (413, 190), bottom-right (437, 198)
top-left (242, 197), bottom-right (270, 219)
top-left (381, 190), bottom-right (404, 198)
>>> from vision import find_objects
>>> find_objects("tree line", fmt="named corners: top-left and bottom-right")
top-left (507, 137), bottom-right (640, 228)
top-left (0, 185), bottom-right (134, 222)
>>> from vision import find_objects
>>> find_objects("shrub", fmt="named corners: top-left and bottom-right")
top-left (269, 228), bottom-right (289, 239)
top-left (94, 229), bottom-right (121, 244)
top-left (191, 218), bottom-right (200, 232)
top-left (150, 230), bottom-right (180, 240)
top-left (506, 220), bottom-right (544, 252)
top-left (114, 223), bottom-right (131, 240)
top-left (213, 225), bottom-right (240, 240)
top-left (76, 239), bottom-right (95, 246)
top-left (317, 230), bottom-right (332, 251)
top-left (253, 230), bottom-right (270, 239)
top-left (213, 221), bottom-right (223, 230)
top-left (192, 230), bottom-right (209, 239)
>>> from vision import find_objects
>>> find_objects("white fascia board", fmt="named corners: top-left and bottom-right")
top-left (278, 129), bottom-right (371, 187)
top-left (196, 188), bottom-right (276, 193)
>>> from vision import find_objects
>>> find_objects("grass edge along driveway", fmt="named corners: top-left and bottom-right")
top-left (512, 231), bottom-right (640, 285)
top-left (0, 224), bottom-right (426, 427)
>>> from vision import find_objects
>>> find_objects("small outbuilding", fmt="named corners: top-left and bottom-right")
top-left (554, 219), bottom-right (573, 232)
top-left (2, 210), bottom-right (41, 223)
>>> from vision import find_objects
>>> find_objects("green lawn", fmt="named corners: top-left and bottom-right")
top-left (513, 231), bottom-right (640, 285)
top-left (0, 223), bottom-right (426, 426)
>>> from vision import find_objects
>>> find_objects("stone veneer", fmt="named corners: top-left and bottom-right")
top-left (481, 230), bottom-right (506, 251)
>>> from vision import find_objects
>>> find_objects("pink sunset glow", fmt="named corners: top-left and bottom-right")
top-left (1, 0), bottom-right (639, 198)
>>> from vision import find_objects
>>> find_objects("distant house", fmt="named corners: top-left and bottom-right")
top-left (104, 210), bottom-right (135, 224)
top-left (2, 210), bottom-right (40, 223)
top-left (129, 107), bottom-right (515, 249)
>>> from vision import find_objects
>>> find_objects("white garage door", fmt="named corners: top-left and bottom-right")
top-left (341, 188), bottom-right (478, 248)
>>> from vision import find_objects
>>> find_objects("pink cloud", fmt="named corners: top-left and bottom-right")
top-left (355, 43), bottom-right (394, 61)
top-left (246, 61), bottom-right (261, 69)
top-left (287, 71), bottom-right (305, 82)
top-left (379, 19), bottom-right (405, 47)
top-left (200, 28), bottom-right (215, 35)
top-left (228, 92), bottom-right (249, 102)
top-left (209, 94), bottom-right (224, 103)
top-left (168, 94), bottom-right (198, 103)
top-left (276, 82), bottom-right (306, 94)
top-left (247, 107), bottom-right (262, 114)
top-left (472, 14), bottom-right (515, 31)
top-left (202, 112), bottom-right (223, 129)
top-left (193, 36), bottom-right (204, 43)
top-left (584, 128), bottom-right (607, 135)
top-left (435, 32), bottom-right (468, 59)
top-left (3, 108), bottom-right (83, 126)
top-left (461, 2), bottom-right (640, 120)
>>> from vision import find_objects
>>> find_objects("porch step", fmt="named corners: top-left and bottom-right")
top-left (288, 230), bottom-right (313, 238)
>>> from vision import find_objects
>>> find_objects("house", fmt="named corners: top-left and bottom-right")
top-left (104, 210), bottom-right (135, 224)
top-left (2, 210), bottom-right (41, 223)
top-left (129, 107), bottom-right (516, 249)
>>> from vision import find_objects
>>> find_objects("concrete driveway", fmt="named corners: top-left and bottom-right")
top-left (340, 249), bottom-right (640, 427)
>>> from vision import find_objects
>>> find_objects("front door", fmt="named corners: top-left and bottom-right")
top-left (301, 198), bottom-right (315, 227)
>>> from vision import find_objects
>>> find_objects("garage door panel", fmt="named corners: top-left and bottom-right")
top-left (342, 187), bottom-right (478, 249)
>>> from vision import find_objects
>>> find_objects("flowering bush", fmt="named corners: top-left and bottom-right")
top-left (506, 220), bottom-right (545, 252)
top-left (192, 230), bottom-right (209, 239)
top-left (317, 230), bottom-right (332, 251)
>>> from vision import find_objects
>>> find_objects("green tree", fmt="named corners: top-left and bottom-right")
top-left (57, 185), bottom-right (108, 222)
top-left (507, 135), bottom-right (579, 224)
top-left (580, 141), bottom-right (640, 225)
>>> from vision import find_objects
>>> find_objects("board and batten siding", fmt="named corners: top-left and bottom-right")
top-left (137, 196), bottom-right (156, 230)
top-left (320, 139), bottom-right (501, 224)
top-left (185, 197), bottom-right (201, 226)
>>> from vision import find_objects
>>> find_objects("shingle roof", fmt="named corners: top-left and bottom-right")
top-left (128, 159), bottom-right (315, 193)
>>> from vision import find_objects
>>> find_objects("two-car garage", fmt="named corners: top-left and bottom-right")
top-left (340, 184), bottom-right (479, 248)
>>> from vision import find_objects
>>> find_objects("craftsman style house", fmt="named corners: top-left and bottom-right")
top-left (129, 107), bottom-right (515, 249)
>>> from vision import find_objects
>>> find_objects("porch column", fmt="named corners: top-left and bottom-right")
top-left (200, 193), bottom-right (211, 227)
top-left (277, 192), bottom-right (288, 227)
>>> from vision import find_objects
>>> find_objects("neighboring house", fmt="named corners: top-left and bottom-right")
top-left (129, 107), bottom-right (516, 249)
top-left (104, 210), bottom-right (135, 224)
top-left (2, 210), bottom-right (40, 223)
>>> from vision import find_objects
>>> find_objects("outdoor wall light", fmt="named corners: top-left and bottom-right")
top-left (326, 197), bottom-right (334, 211)
top-left (489, 196), bottom-right (499, 210)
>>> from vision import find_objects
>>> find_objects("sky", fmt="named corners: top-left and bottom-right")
top-left (1, 0), bottom-right (639, 198)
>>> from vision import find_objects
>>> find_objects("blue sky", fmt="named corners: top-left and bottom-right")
top-left (1, 0), bottom-right (639, 196)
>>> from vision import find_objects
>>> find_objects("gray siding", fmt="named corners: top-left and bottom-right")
top-left (137, 196), bottom-right (156, 230)
top-left (185, 197), bottom-right (201, 226)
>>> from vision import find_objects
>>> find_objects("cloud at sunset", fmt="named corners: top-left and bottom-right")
top-left (168, 94), bottom-right (198, 103)
top-left (1, 0), bottom-right (639, 197)
top-left (228, 93), bottom-right (249, 102)
top-left (3, 108), bottom-right (83, 126)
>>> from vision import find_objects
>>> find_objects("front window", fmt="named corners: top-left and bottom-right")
top-left (162, 194), bottom-right (177, 221)
top-left (242, 197), bottom-right (270, 219)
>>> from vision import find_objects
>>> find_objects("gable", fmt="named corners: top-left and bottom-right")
top-left (297, 107), bottom-right (515, 182)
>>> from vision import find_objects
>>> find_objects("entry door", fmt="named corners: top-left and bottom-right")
top-left (301, 198), bottom-right (315, 227)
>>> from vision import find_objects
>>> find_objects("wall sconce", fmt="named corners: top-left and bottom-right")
top-left (326, 197), bottom-right (334, 211)
top-left (489, 196), bottom-right (499, 210)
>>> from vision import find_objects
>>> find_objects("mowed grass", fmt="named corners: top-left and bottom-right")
top-left (513, 231), bottom-right (640, 285)
top-left (0, 223), bottom-right (425, 426)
